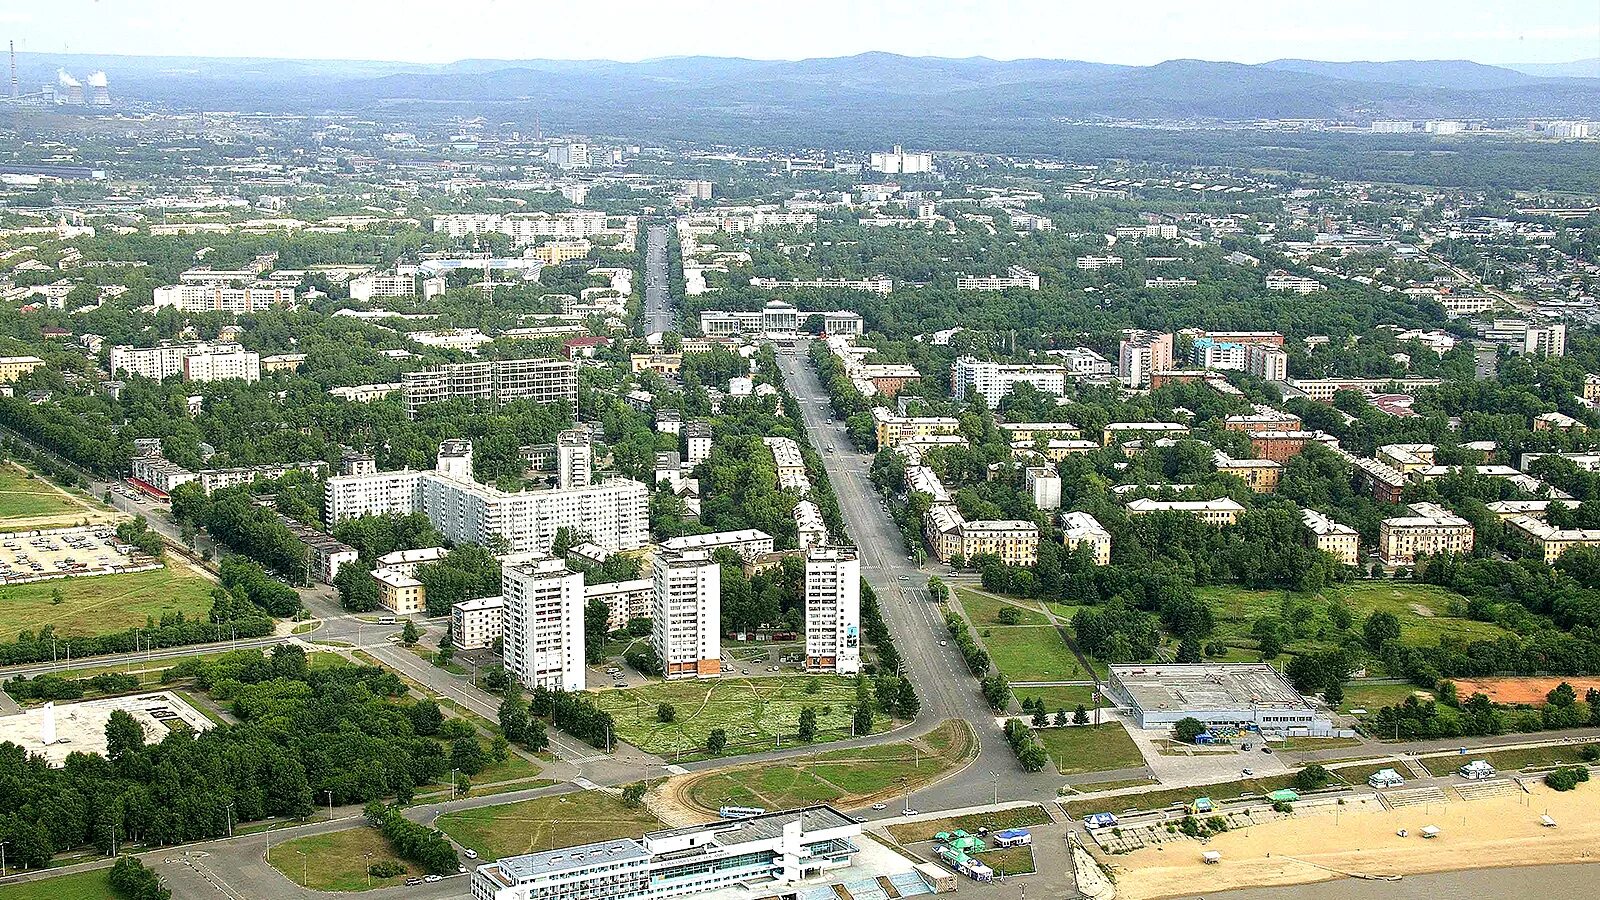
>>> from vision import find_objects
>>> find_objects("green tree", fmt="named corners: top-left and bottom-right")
top-left (706, 728), bottom-right (728, 755)
top-left (1172, 716), bottom-right (1206, 744)
top-left (657, 702), bottom-right (676, 723)
top-left (1073, 705), bottom-right (1090, 725)
top-left (853, 703), bottom-right (874, 736)
top-left (621, 782), bottom-right (647, 807)
top-left (401, 619), bottom-right (421, 646)
top-left (1363, 610), bottom-right (1401, 650)
top-left (1292, 764), bottom-right (1332, 792)
top-left (798, 706), bottom-right (818, 742)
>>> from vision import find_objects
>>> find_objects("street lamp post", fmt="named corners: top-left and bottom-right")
top-left (990, 770), bottom-right (999, 807)
top-left (325, 790), bottom-right (334, 822)
top-left (364, 852), bottom-right (373, 889)
top-left (1, 840), bottom-right (8, 878)
top-left (297, 849), bottom-right (308, 887)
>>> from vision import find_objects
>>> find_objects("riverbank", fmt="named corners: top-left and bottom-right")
top-left (1111, 782), bottom-right (1600, 899)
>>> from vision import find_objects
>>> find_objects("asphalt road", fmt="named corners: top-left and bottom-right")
top-left (642, 222), bottom-right (673, 335)
top-left (779, 340), bottom-right (1064, 810)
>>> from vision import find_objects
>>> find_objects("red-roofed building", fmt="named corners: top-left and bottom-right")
top-left (562, 336), bottom-right (612, 359)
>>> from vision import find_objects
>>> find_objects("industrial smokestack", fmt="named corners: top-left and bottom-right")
top-left (9, 41), bottom-right (15, 99)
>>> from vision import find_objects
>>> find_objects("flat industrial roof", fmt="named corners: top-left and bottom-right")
top-left (1111, 663), bottom-right (1311, 713)
top-left (645, 804), bottom-right (857, 847)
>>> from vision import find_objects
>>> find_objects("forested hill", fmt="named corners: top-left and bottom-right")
top-left (13, 51), bottom-right (1599, 128)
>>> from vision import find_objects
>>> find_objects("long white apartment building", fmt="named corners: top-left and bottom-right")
top-left (1125, 497), bottom-right (1245, 526)
top-left (698, 300), bottom-right (863, 340)
top-left (402, 358), bottom-right (577, 419)
top-left (658, 528), bottom-right (774, 560)
top-left (501, 557), bottom-right (586, 691)
top-left (956, 266), bottom-right (1041, 291)
top-left (1265, 270), bottom-right (1324, 293)
top-left (324, 440), bottom-right (649, 555)
top-left (652, 549), bottom-right (722, 679)
top-left (432, 211), bottom-right (612, 243)
top-left (1077, 255), bottom-right (1124, 270)
top-left (1047, 346), bottom-right (1115, 377)
top-left (749, 276), bottom-right (892, 294)
top-left (451, 595), bottom-right (505, 651)
top-left (952, 356), bottom-right (1069, 408)
top-left (677, 210), bottom-right (817, 235)
top-left (1061, 511), bottom-right (1111, 565)
top-left (109, 342), bottom-right (260, 383)
top-left (1118, 331), bottom-right (1174, 388)
top-left (349, 272), bottom-right (419, 301)
top-left (153, 284), bottom-right (295, 314)
top-left (804, 547), bottom-right (860, 674)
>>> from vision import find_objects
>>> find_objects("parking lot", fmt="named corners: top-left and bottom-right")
top-left (0, 524), bottom-right (159, 584)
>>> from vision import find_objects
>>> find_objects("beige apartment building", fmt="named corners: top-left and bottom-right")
top-left (872, 407), bottom-right (961, 448)
top-left (1125, 497), bottom-right (1245, 526)
top-left (1378, 502), bottom-right (1474, 565)
top-left (374, 568), bottom-right (426, 615)
top-left (1505, 515), bottom-right (1600, 564)
top-left (1061, 511), bottom-right (1112, 565)
top-left (1301, 508), bottom-right (1361, 566)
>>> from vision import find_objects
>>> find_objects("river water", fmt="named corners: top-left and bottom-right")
top-left (1160, 863), bottom-right (1600, 900)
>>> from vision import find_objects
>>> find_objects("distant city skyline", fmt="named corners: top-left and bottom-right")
top-left (4, 0), bottom-right (1597, 67)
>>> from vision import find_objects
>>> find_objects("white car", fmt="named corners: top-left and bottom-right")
top-left (424, 874), bottom-right (442, 883)
top-left (464, 849), bottom-right (478, 859)
top-left (872, 803), bottom-right (887, 810)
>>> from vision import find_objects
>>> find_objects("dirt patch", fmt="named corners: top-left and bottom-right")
top-left (1408, 602), bottom-right (1435, 618)
top-left (1453, 676), bottom-right (1600, 705)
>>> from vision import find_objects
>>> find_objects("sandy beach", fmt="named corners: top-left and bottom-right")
top-left (1110, 782), bottom-right (1600, 900)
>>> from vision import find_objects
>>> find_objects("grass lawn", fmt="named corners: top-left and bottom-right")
top-left (980, 627), bottom-right (1090, 683)
top-left (1014, 685), bottom-right (1102, 713)
top-left (0, 565), bottom-right (216, 640)
top-left (683, 719), bottom-right (976, 814)
top-left (977, 845), bottom-right (1035, 876)
top-left (0, 463), bottom-right (88, 523)
top-left (419, 750), bottom-right (548, 799)
top-left (1065, 776), bottom-right (1159, 792)
top-left (1341, 681), bottom-right (1431, 713)
top-left (1328, 762), bottom-right (1401, 786)
top-left (268, 826), bottom-right (411, 891)
top-left (1061, 773), bottom-right (1296, 820)
top-left (886, 804), bottom-right (1051, 844)
top-left (437, 790), bottom-right (664, 861)
top-left (956, 588), bottom-right (1050, 626)
top-left (591, 676), bottom-right (893, 759)
top-left (1200, 582), bottom-right (1509, 669)
top-left (1433, 742), bottom-right (1600, 773)
top-left (0, 869), bottom-right (114, 900)
top-left (1036, 723), bottom-right (1145, 776)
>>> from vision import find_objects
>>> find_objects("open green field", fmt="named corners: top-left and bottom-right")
top-left (1062, 773), bottom-right (1297, 820)
top-left (956, 588), bottom-right (1050, 626)
top-left (269, 826), bottom-right (411, 892)
top-left (1037, 723), bottom-right (1145, 776)
top-left (0, 565), bottom-right (216, 640)
top-left (591, 676), bottom-right (893, 758)
top-left (0, 869), bottom-right (114, 900)
top-left (1419, 742), bottom-right (1600, 775)
top-left (886, 804), bottom-right (1051, 844)
top-left (1014, 684), bottom-right (1103, 712)
top-left (438, 790), bottom-right (665, 861)
top-left (0, 463), bottom-right (88, 523)
top-left (1340, 681), bottom-right (1431, 713)
top-left (683, 719), bottom-right (976, 814)
top-left (1200, 582), bottom-right (1509, 666)
top-left (981, 626), bottom-right (1093, 682)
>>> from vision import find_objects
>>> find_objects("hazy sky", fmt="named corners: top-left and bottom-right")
top-left (5, 0), bottom-right (1598, 65)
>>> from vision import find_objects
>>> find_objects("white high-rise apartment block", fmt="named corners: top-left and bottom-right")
top-left (1024, 466), bottom-right (1061, 510)
top-left (951, 356), bottom-right (1069, 408)
top-left (153, 284), bottom-right (295, 314)
top-left (1247, 344), bottom-right (1289, 381)
top-left (349, 273), bottom-right (417, 301)
top-left (556, 429), bottom-right (592, 489)
top-left (652, 550), bottom-right (721, 680)
top-left (323, 441), bottom-right (649, 555)
top-left (501, 557), bottom-right (586, 691)
top-left (431, 211), bottom-right (611, 244)
top-left (804, 547), bottom-right (860, 674)
top-left (869, 145), bottom-right (933, 175)
top-left (402, 358), bottom-right (577, 419)
top-left (548, 143), bottom-right (590, 170)
top-left (182, 347), bottom-right (261, 383)
top-left (956, 266), bottom-right (1041, 291)
top-left (108, 342), bottom-right (260, 383)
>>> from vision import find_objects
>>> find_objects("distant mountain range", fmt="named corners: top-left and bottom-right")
top-left (11, 51), bottom-right (1598, 139)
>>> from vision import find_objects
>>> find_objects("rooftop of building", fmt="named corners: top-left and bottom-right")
top-left (1110, 662), bottom-right (1311, 713)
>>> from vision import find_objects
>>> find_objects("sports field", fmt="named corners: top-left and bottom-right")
top-left (591, 675), bottom-right (893, 758)
top-left (0, 565), bottom-right (215, 639)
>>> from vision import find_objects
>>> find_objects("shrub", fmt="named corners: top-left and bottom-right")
top-left (1544, 765), bottom-right (1591, 792)
top-left (368, 860), bottom-right (406, 879)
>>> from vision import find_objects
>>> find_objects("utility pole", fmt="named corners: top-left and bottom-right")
top-left (324, 790), bottom-right (334, 822)
top-left (1, 840), bottom-right (8, 878)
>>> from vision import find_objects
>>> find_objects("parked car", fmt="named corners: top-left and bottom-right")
top-left (464, 849), bottom-right (478, 859)
top-left (424, 874), bottom-right (442, 883)
top-left (872, 802), bottom-right (887, 810)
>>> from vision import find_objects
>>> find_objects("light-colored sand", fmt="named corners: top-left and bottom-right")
top-left (1454, 676), bottom-right (1600, 705)
top-left (1112, 784), bottom-right (1600, 900)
